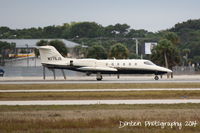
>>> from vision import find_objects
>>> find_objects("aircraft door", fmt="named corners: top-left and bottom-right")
top-left (70, 60), bottom-right (73, 66)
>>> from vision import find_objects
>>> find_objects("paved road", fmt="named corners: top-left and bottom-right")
top-left (0, 99), bottom-right (200, 105)
top-left (1, 88), bottom-right (200, 92)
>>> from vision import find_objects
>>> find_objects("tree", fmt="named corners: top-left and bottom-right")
top-left (87, 44), bottom-right (107, 59)
top-left (164, 32), bottom-right (179, 45)
top-left (61, 23), bottom-right (71, 39)
top-left (113, 23), bottom-right (130, 36)
top-left (151, 31), bottom-right (181, 70)
top-left (42, 25), bottom-right (64, 38)
top-left (104, 23), bottom-right (130, 37)
top-left (48, 40), bottom-right (68, 56)
top-left (36, 40), bottom-right (48, 46)
top-left (0, 41), bottom-right (16, 65)
top-left (0, 41), bottom-right (15, 50)
top-left (103, 25), bottom-right (115, 37)
top-left (182, 48), bottom-right (190, 66)
top-left (69, 22), bottom-right (103, 38)
top-left (126, 29), bottom-right (148, 38)
top-left (193, 56), bottom-right (200, 65)
top-left (151, 39), bottom-right (180, 69)
top-left (183, 48), bottom-right (190, 58)
top-left (109, 43), bottom-right (129, 59)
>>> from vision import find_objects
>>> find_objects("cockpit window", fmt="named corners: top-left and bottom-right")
top-left (144, 61), bottom-right (155, 65)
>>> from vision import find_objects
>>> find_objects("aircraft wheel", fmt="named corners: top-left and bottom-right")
top-left (96, 73), bottom-right (103, 81)
top-left (154, 75), bottom-right (159, 80)
top-left (86, 72), bottom-right (91, 76)
top-left (97, 78), bottom-right (102, 81)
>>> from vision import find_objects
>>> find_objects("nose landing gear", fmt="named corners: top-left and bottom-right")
top-left (96, 72), bottom-right (103, 81)
top-left (154, 75), bottom-right (159, 80)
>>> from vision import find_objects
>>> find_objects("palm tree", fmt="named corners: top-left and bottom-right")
top-left (109, 43), bottom-right (129, 59)
top-left (152, 32), bottom-right (181, 78)
top-left (152, 39), bottom-right (172, 68)
top-left (182, 48), bottom-right (190, 66)
top-left (151, 39), bottom-right (180, 69)
top-left (165, 32), bottom-right (179, 45)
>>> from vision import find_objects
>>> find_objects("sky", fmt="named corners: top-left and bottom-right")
top-left (0, 0), bottom-right (200, 32)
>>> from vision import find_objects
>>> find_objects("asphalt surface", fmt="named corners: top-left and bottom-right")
top-left (0, 79), bottom-right (200, 84)
top-left (0, 75), bottom-right (200, 84)
top-left (0, 99), bottom-right (200, 105)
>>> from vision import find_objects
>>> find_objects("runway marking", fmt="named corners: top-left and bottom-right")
top-left (0, 99), bottom-right (200, 105)
top-left (1, 88), bottom-right (200, 92)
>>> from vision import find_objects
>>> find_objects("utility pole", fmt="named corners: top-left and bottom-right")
top-left (25, 44), bottom-right (29, 67)
top-left (34, 48), bottom-right (37, 67)
top-left (132, 38), bottom-right (139, 56)
top-left (43, 65), bottom-right (46, 80)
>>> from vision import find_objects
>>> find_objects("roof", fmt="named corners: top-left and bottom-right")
top-left (0, 39), bottom-right (79, 48)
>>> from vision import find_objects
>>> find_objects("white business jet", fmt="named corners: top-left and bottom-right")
top-left (38, 46), bottom-right (172, 80)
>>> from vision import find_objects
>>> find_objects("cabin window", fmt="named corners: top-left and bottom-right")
top-left (129, 63), bottom-right (131, 66)
top-left (106, 63), bottom-right (108, 66)
top-left (135, 63), bottom-right (137, 66)
top-left (123, 63), bottom-right (125, 66)
top-left (144, 61), bottom-right (154, 65)
top-left (111, 63), bottom-right (114, 66)
top-left (117, 63), bottom-right (120, 66)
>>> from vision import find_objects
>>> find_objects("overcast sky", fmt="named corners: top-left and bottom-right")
top-left (0, 0), bottom-right (200, 32)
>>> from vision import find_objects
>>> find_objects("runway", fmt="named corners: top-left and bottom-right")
top-left (1, 88), bottom-right (200, 92)
top-left (1, 79), bottom-right (200, 84)
top-left (0, 99), bottom-right (200, 105)
top-left (1, 75), bottom-right (200, 84)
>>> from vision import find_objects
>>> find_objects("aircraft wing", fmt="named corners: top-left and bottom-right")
top-left (77, 67), bottom-right (117, 72)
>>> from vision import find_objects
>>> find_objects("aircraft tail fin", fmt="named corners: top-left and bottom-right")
top-left (38, 46), bottom-right (65, 64)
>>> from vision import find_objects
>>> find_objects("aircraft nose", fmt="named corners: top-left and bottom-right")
top-left (162, 67), bottom-right (172, 73)
top-left (156, 66), bottom-right (172, 73)
top-left (166, 68), bottom-right (172, 73)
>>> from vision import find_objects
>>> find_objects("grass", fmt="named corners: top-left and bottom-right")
top-left (0, 83), bottom-right (200, 90)
top-left (0, 104), bottom-right (200, 133)
top-left (0, 103), bottom-right (200, 111)
top-left (1, 83), bottom-right (200, 100)
top-left (1, 83), bottom-right (200, 132)
top-left (0, 90), bottom-right (200, 100)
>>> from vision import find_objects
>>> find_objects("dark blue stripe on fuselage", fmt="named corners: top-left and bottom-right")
top-left (43, 64), bottom-right (167, 75)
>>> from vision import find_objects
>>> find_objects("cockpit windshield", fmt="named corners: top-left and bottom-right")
top-left (144, 61), bottom-right (155, 65)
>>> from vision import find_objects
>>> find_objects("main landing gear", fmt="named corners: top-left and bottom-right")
top-left (96, 72), bottom-right (103, 81)
top-left (154, 75), bottom-right (159, 80)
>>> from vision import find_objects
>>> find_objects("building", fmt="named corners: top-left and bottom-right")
top-left (0, 39), bottom-right (79, 48)
top-left (0, 39), bottom-right (80, 58)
